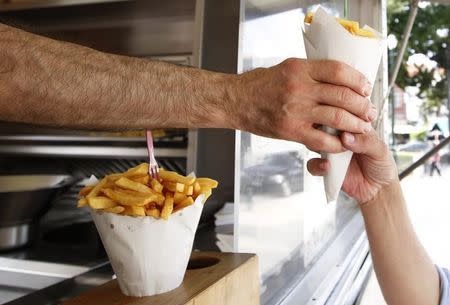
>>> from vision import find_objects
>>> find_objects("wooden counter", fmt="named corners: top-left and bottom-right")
top-left (62, 252), bottom-right (259, 305)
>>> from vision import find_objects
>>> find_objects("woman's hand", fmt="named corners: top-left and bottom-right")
top-left (307, 129), bottom-right (398, 203)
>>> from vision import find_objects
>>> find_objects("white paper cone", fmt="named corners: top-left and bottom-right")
top-left (302, 7), bottom-right (385, 202)
top-left (91, 194), bottom-right (205, 297)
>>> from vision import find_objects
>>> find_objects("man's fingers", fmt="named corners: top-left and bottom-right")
top-left (341, 130), bottom-right (388, 159)
top-left (308, 60), bottom-right (372, 97)
top-left (301, 128), bottom-right (346, 153)
top-left (307, 158), bottom-right (330, 176)
top-left (311, 105), bottom-right (372, 134)
top-left (313, 83), bottom-right (377, 122)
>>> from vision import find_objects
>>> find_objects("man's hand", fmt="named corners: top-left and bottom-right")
top-left (230, 58), bottom-right (377, 153)
top-left (0, 24), bottom-right (377, 145)
top-left (307, 129), bottom-right (398, 203)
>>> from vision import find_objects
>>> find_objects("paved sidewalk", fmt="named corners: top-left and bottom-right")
top-left (359, 164), bottom-right (450, 305)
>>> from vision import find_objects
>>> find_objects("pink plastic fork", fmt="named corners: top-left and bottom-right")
top-left (145, 130), bottom-right (160, 180)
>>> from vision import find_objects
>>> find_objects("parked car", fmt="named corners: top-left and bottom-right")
top-left (242, 151), bottom-right (304, 197)
top-left (392, 141), bottom-right (430, 173)
top-left (394, 141), bottom-right (430, 153)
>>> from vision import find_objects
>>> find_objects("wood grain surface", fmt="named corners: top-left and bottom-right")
top-left (62, 252), bottom-right (260, 305)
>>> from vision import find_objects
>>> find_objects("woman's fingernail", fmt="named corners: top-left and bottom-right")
top-left (344, 133), bottom-right (355, 144)
top-left (320, 162), bottom-right (328, 170)
top-left (364, 124), bottom-right (372, 133)
top-left (363, 83), bottom-right (372, 96)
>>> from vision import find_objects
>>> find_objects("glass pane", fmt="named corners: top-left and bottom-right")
top-left (236, 1), bottom-right (360, 304)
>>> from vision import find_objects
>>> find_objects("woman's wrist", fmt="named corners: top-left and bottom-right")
top-left (360, 179), bottom-right (402, 212)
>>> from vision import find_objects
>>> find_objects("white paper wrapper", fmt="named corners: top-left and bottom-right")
top-left (86, 175), bottom-right (205, 296)
top-left (302, 7), bottom-right (385, 202)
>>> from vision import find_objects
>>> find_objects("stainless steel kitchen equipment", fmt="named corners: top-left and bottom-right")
top-left (0, 175), bottom-right (74, 251)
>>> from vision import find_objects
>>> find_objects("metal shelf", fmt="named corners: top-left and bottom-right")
top-left (0, 135), bottom-right (143, 143)
top-left (0, 0), bottom-right (128, 12)
top-left (0, 144), bottom-right (187, 159)
top-left (0, 135), bottom-right (187, 158)
top-left (0, 0), bottom-right (196, 56)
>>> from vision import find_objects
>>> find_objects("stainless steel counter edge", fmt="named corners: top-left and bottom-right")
top-left (4, 262), bottom-right (113, 305)
top-left (0, 257), bottom-right (89, 279)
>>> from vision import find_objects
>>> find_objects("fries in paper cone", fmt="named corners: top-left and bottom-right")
top-left (78, 164), bottom-right (218, 296)
top-left (302, 7), bottom-right (385, 202)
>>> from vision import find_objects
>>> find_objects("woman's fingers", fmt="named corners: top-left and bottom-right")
top-left (340, 129), bottom-right (389, 160)
top-left (300, 128), bottom-right (347, 153)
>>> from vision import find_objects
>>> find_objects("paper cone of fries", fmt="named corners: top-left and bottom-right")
top-left (302, 6), bottom-right (385, 202)
top-left (91, 194), bottom-right (204, 296)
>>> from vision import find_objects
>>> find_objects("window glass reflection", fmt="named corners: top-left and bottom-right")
top-left (236, 2), bottom-right (360, 304)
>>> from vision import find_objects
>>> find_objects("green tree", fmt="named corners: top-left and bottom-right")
top-left (388, 0), bottom-right (449, 115)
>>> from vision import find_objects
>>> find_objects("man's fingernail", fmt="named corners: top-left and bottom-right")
top-left (344, 133), bottom-right (355, 144)
top-left (368, 107), bottom-right (377, 121)
top-left (363, 83), bottom-right (372, 96)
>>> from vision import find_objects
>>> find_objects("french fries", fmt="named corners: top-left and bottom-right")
top-left (304, 12), bottom-right (375, 38)
top-left (115, 177), bottom-right (153, 194)
top-left (174, 197), bottom-right (194, 212)
top-left (79, 185), bottom-right (94, 197)
top-left (78, 163), bottom-right (218, 220)
top-left (146, 206), bottom-right (161, 218)
top-left (88, 196), bottom-right (117, 209)
top-left (103, 206), bottom-right (125, 214)
top-left (160, 194), bottom-right (174, 220)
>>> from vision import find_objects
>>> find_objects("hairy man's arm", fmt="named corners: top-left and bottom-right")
top-left (0, 23), bottom-right (232, 130)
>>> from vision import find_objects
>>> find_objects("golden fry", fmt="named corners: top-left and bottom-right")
top-left (162, 182), bottom-right (177, 192)
top-left (146, 207), bottom-right (161, 218)
top-left (87, 178), bottom-right (108, 198)
top-left (88, 196), bottom-right (117, 209)
top-left (79, 185), bottom-right (94, 197)
top-left (77, 198), bottom-right (88, 207)
top-left (174, 196), bottom-right (194, 212)
top-left (193, 182), bottom-right (201, 197)
top-left (105, 173), bottom-right (123, 182)
top-left (154, 193), bottom-right (165, 206)
top-left (115, 177), bottom-right (153, 193)
top-left (158, 171), bottom-right (195, 185)
top-left (124, 163), bottom-right (149, 177)
top-left (150, 179), bottom-right (164, 193)
top-left (132, 175), bottom-right (150, 185)
top-left (176, 183), bottom-right (186, 193)
top-left (196, 178), bottom-right (218, 188)
top-left (122, 205), bottom-right (146, 216)
top-left (337, 18), bottom-right (360, 33)
top-left (173, 192), bottom-right (186, 204)
top-left (304, 12), bottom-right (314, 24)
top-left (184, 185), bottom-right (193, 196)
top-left (161, 195), bottom-right (174, 220)
top-left (103, 206), bottom-right (125, 214)
top-left (103, 188), bottom-right (157, 206)
top-left (355, 28), bottom-right (375, 38)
